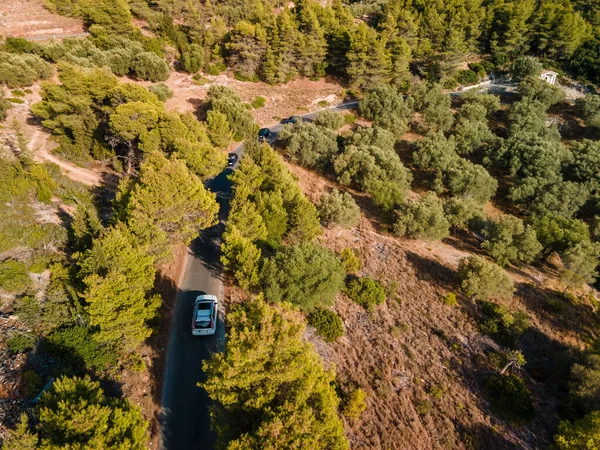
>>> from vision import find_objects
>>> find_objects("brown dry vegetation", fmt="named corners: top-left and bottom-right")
top-left (280, 159), bottom-right (599, 449)
top-left (157, 71), bottom-right (346, 126)
top-left (0, 0), bottom-right (83, 38)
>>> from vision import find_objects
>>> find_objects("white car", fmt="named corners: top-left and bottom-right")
top-left (191, 295), bottom-right (218, 336)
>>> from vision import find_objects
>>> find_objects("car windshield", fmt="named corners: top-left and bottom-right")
top-left (194, 302), bottom-right (214, 329)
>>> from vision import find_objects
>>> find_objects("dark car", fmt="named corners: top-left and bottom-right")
top-left (258, 128), bottom-right (271, 142)
top-left (227, 152), bottom-right (238, 167)
top-left (281, 115), bottom-right (301, 124)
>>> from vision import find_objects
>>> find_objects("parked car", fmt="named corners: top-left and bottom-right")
top-left (191, 295), bottom-right (218, 336)
top-left (281, 115), bottom-right (301, 124)
top-left (258, 128), bottom-right (271, 141)
top-left (227, 152), bottom-right (238, 167)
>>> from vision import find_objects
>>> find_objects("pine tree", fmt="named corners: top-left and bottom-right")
top-left (3, 414), bottom-right (38, 450)
top-left (346, 23), bottom-right (391, 89)
top-left (225, 21), bottom-right (268, 80)
top-left (206, 110), bottom-right (232, 148)
top-left (123, 152), bottom-right (219, 251)
top-left (83, 272), bottom-right (161, 350)
top-left (202, 300), bottom-right (349, 450)
top-left (37, 376), bottom-right (148, 449)
top-left (220, 226), bottom-right (262, 290)
top-left (274, 9), bottom-right (301, 82)
top-left (295, 0), bottom-right (328, 78)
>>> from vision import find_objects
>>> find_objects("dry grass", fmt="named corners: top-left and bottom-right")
top-left (285, 160), bottom-right (599, 449)
top-left (0, 0), bottom-right (83, 37)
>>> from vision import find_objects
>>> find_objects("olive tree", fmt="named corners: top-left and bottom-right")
top-left (261, 243), bottom-right (346, 311)
top-left (458, 256), bottom-right (515, 301)
top-left (318, 189), bottom-right (361, 228)
top-left (394, 192), bottom-right (450, 240)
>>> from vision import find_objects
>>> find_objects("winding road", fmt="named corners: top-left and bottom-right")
top-left (158, 83), bottom-right (514, 449)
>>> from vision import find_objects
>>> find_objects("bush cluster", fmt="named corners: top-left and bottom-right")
top-left (345, 276), bottom-right (386, 310)
top-left (308, 308), bottom-right (345, 342)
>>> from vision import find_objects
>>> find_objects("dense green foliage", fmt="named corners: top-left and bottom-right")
top-left (11, 376), bottom-right (148, 448)
top-left (359, 84), bottom-right (412, 138)
top-left (308, 308), bottom-right (345, 342)
top-left (484, 374), bottom-right (535, 424)
top-left (481, 216), bottom-right (542, 267)
top-left (414, 131), bottom-right (497, 203)
top-left (477, 300), bottom-right (530, 347)
top-left (555, 411), bottom-right (600, 449)
top-left (33, 64), bottom-right (225, 174)
top-left (0, 259), bottom-right (31, 293)
top-left (278, 121), bottom-right (339, 170)
top-left (318, 189), bottom-right (361, 228)
top-left (202, 300), bottom-right (348, 449)
top-left (224, 141), bottom-right (320, 249)
top-left (0, 52), bottom-right (53, 88)
top-left (335, 126), bottom-right (412, 211)
top-left (458, 256), bottom-right (515, 301)
top-left (344, 276), bottom-right (386, 310)
top-left (394, 192), bottom-right (450, 240)
top-left (261, 242), bottom-right (346, 311)
top-left (205, 85), bottom-right (257, 141)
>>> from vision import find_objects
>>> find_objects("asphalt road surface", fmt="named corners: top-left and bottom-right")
top-left (159, 102), bottom-right (356, 450)
top-left (158, 88), bottom-right (511, 449)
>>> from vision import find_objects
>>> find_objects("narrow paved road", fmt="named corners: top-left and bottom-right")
top-left (158, 101), bottom-right (357, 450)
top-left (158, 87), bottom-right (511, 449)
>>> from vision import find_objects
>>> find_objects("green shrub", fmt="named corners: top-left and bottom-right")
top-left (570, 354), bottom-right (600, 413)
top-left (457, 70), bottom-right (479, 85)
top-left (131, 52), bottom-right (169, 82)
top-left (345, 276), bottom-right (386, 310)
top-left (128, 353), bottom-right (146, 372)
top-left (477, 301), bottom-right (529, 347)
top-left (45, 325), bottom-right (118, 371)
top-left (318, 189), bottom-right (361, 228)
top-left (415, 398), bottom-right (433, 415)
top-left (22, 370), bottom-right (43, 397)
top-left (428, 384), bottom-right (444, 399)
top-left (261, 243), bottom-right (346, 311)
top-left (11, 89), bottom-right (25, 97)
top-left (0, 90), bottom-right (12, 120)
top-left (0, 52), bottom-right (53, 87)
top-left (344, 113), bottom-right (356, 125)
top-left (24, 89), bottom-right (33, 94)
top-left (440, 292), bottom-right (457, 306)
top-left (343, 387), bottom-right (367, 421)
top-left (251, 96), bottom-right (266, 109)
top-left (340, 247), bottom-right (362, 274)
top-left (192, 73), bottom-right (209, 85)
top-left (0, 259), bottom-right (30, 293)
top-left (314, 110), bottom-right (345, 130)
top-left (308, 308), bottom-right (345, 342)
top-left (484, 373), bottom-right (534, 424)
top-left (7, 332), bottom-right (36, 354)
top-left (29, 255), bottom-right (51, 273)
top-left (278, 121), bottom-right (339, 170)
top-left (148, 83), bottom-right (173, 102)
top-left (318, 100), bottom-right (329, 107)
top-left (14, 296), bottom-right (41, 328)
top-left (458, 256), bottom-right (515, 301)
top-left (8, 97), bottom-right (25, 104)
top-left (394, 193), bottom-right (450, 240)
top-left (555, 411), bottom-right (600, 449)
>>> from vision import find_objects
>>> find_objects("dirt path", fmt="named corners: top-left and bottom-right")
top-left (29, 129), bottom-right (102, 186)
